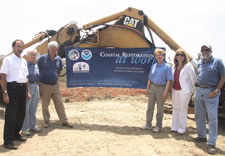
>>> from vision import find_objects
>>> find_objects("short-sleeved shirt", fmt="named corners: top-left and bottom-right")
top-left (27, 61), bottom-right (39, 83)
top-left (148, 61), bottom-right (173, 85)
top-left (197, 57), bottom-right (225, 86)
top-left (38, 54), bottom-right (63, 85)
top-left (0, 53), bottom-right (28, 83)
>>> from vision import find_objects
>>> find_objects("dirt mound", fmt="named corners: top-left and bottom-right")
top-left (61, 83), bottom-right (149, 102)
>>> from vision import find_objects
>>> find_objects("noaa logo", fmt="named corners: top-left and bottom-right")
top-left (81, 49), bottom-right (92, 60)
top-left (68, 50), bottom-right (80, 61)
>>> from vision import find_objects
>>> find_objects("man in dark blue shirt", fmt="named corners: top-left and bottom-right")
top-left (38, 41), bottom-right (73, 128)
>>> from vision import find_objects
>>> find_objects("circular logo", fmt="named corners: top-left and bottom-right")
top-left (68, 50), bottom-right (80, 61)
top-left (81, 49), bottom-right (92, 60)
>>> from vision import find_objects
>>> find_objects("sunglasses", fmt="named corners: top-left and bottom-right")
top-left (201, 49), bottom-right (210, 52)
top-left (176, 54), bottom-right (185, 57)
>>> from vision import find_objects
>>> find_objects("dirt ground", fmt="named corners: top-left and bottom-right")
top-left (0, 86), bottom-right (225, 156)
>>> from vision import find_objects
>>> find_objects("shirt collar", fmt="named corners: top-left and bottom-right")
top-left (157, 61), bottom-right (166, 66)
top-left (202, 56), bottom-right (214, 63)
top-left (47, 53), bottom-right (56, 60)
top-left (27, 61), bottom-right (35, 65)
top-left (12, 53), bottom-right (21, 59)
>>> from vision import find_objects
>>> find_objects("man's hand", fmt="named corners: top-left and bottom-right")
top-left (162, 92), bottom-right (168, 102)
top-left (27, 91), bottom-right (32, 100)
top-left (3, 93), bottom-right (9, 104)
top-left (208, 91), bottom-right (218, 98)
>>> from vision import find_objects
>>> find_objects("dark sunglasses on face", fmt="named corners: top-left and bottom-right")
top-left (201, 49), bottom-right (210, 52)
top-left (176, 53), bottom-right (185, 57)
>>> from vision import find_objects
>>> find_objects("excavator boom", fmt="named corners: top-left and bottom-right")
top-left (79, 7), bottom-right (192, 59)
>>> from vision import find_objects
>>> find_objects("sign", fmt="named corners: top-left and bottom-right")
top-left (66, 47), bottom-right (157, 89)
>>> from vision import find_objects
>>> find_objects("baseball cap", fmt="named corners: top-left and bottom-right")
top-left (201, 44), bottom-right (212, 50)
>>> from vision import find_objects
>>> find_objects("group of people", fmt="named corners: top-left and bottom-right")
top-left (1, 40), bottom-right (224, 154)
top-left (141, 46), bottom-right (225, 154)
top-left (1, 40), bottom-right (73, 150)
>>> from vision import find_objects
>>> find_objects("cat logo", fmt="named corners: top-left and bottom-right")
top-left (123, 16), bottom-right (140, 28)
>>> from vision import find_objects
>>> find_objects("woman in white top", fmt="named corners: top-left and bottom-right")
top-left (171, 48), bottom-right (196, 135)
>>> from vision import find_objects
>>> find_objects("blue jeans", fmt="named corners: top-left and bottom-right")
top-left (22, 84), bottom-right (40, 131)
top-left (194, 87), bottom-right (220, 146)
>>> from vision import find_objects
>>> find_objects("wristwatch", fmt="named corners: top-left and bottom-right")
top-left (214, 89), bottom-right (220, 94)
top-left (3, 90), bottom-right (7, 94)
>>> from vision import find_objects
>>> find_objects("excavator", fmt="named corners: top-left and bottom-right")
top-left (0, 7), bottom-right (224, 116)
top-left (22, 7), bottom-right (192, 58)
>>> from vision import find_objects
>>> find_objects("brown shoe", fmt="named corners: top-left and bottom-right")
top-left (43, 121), bottom-right (50, 128)
top-left (62, 122), bottom-right (73, 128)
top-left (4, 143), bottom-right (18, 150)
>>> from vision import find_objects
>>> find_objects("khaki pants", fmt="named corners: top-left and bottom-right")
top-left (39, 82), bottom-right (68, 123)
top-left (146, 84), bottom-right (165, 128)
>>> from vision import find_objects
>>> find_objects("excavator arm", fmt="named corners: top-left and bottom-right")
top-left (0, 22), bottom-right (80, 61)
top-left (80, 7), bottom-right (192, 59)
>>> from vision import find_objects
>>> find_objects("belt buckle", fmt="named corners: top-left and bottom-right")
top-left (18, 83), bottom-right (23, 87)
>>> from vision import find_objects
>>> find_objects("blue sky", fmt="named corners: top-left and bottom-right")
top-left (0, 0), bottom-right (224, 62)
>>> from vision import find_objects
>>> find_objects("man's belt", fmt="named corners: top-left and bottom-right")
top-left (40, 81), bottom-right (56, 85)
top-left (8, 81), bottom-right (26, 87)
top-left (29, 81), bottom-right (38, 84)
top-left (152, 82), bottom-right (166, 87)
top-left (197, 85), bottom-right (216, 89)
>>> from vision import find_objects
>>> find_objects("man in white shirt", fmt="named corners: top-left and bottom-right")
top-left (1, 39), bottom-right (31, 150)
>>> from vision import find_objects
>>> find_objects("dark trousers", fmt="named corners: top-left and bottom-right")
top-left (3, 82), bottom-right (27, 145)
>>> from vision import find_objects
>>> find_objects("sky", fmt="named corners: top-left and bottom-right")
top-left (0, 0), bottom-right (225, 62)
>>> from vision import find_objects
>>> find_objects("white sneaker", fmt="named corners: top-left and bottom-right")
top-left (153, 126), bottom-right (160, 133)
top-left (30, 127), bottom-right (41, 132)
top-left (21, 130), bottom-right (31, 136)
top-left (141, 125), bottom-right (152, 130)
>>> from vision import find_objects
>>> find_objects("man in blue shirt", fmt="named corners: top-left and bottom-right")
top-left (194, 44), bottom-right (225, 154)
top-left (22, 49), bottom-right (41, 136)
top-left (38, 41), bottom-right (73, 128)
top-left (141, 48), bottom-right (173, 133)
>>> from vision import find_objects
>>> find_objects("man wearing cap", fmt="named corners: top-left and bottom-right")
top-left (194, 44), bottom-right (225, 154)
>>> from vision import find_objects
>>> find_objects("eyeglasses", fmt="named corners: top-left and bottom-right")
top-left (176, 54), bottom-right (185, 57)
top-left (155, 54), bottom-right (165, 57)
top-left (201, 49), bottom-right (210, 52)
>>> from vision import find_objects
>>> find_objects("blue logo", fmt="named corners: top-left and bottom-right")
top-left (81, 49), bottom-right (92, 60)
